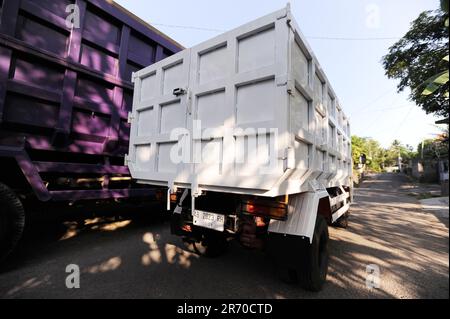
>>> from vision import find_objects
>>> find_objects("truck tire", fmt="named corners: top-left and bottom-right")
top-left (269, 215), bottom-right (329, 292)
top-left (182, 232), bottom-right (228, 258)
top-left (334, 212), bottom-right (349, 228)
top-left (0, 183), bottom-right (26, 263)
top-left (295, 215), bottom-right (329, 291)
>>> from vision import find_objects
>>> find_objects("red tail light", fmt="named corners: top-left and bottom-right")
top-left (181, 224), bottom-right (192, 232)
top-left (242, 200), bottom-right (288, 220)
top-left (246, 204), bottom-right (255, 213)
top-left (170, 193), bottom-right (178, 203)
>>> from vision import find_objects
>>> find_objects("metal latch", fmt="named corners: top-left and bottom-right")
top-left (127, 112), bottom-right (134, 124)
top-left (124, 154), bottom-right (130, 166)
top-left (283, 147), bottom-right (295, 171)
top-left (173, 88), bottom-right (187, 96)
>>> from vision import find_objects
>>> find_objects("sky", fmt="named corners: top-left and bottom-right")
top-left (116, 0), bottom-right (445, 149)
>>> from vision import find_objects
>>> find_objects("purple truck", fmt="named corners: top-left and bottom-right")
top-left (0, 0), bottom-right (182, 261)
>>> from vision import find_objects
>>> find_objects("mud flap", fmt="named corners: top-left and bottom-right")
top-left (268, 190), bottom-right (329, 243)
top-left (267, 232), bottom-right (307, 267)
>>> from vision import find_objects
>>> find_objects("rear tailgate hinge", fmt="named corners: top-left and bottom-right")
top-left (286, 16), bottom-right (294, 31)
top-left (124, 154), bottom-right (132, 166)
top-left (282, 147), bottom-right (295, 171)
top-left (167, 179), bottom-right (177, 211)
top-left (276, 75), bottom-right (288, 87)
top-left (286, 80), bottom-right (295, 95)
top-left (131, 72), bottom-right (138, 83)
top-left (277, 3), bottom-right (291, 20)
top-left (127, 112), bottom-right (134, 124)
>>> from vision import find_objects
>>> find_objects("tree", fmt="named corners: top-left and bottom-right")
top-left (351, 136), bottom-right (385, 171)
top-left (384, 139), bottom-right (416, 167)
top-left (352, 136), bottom-right (416, 171)
top-left (382, 3), bottom-right (449, 118)
top-left (423, 1), bottom-right (449, 98)
top-left (417, 128), bottom-right (449, 160)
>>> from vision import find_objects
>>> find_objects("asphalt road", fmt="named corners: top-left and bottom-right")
top-left (0, 173), bottom-right (448, 299)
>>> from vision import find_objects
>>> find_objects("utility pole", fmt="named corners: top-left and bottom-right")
top-left (421, 139), bottom-right (424, 160)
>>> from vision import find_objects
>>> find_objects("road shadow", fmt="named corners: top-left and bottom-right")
top-left (0, 201), bottom-right (168, 274)
top-left (0, 173), bottom-right (448, 299)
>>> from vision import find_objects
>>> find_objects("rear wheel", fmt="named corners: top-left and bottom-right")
top-left (270, 215), bottom-right (329, 292)
top-left (334, 212), bottom-right (349, 228)
top-left (0, 183), bottom-right (26, 263)
top-left (182, 232), bottom-right (228, 258)
top-left (295, 215), bottom-right (329, 291)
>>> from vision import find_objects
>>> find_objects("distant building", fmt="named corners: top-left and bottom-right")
top-left (409, 158), bottom-right (449, 195)
top-left (410, 159), bottom-right (438, 182)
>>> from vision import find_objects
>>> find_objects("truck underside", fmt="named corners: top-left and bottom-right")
top-left (0, 147), bottom-right (168, 263)
top-left (170, 186), bottom-right (351, 291)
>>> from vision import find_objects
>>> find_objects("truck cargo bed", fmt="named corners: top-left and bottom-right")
top-left (0, 0), bottom-right (183, 201)
top-left (128, 5), bottom-right (352, 197)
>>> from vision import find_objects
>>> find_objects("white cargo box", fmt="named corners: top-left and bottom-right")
top-left (127, 5), bottom-right (352, 197)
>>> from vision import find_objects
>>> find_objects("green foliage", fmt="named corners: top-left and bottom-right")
top-left (441, 0), bottom-right (449, 26)
top-left (382, 7), bottom-right (449, 117)
top-left (352, 136), bottom-right (417, 171)
top-left (417, 129), bottom-right (449, 160)
top-left (351, 136), bottom-right (385, 171)
top-left (384, 139), bottom-right (417, 167)
top-left (422, 56), bottom-right (449, 97)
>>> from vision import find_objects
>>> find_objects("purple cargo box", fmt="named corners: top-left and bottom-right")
top-left (0, 0), bottom-right (183, 201)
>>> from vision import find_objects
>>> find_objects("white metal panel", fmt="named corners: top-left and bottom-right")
top-left (137, 107), bottom-right (153, 137)
top-left (162, 62), bottom-right (185, 95)
top-left (287, 12), bottom-right (352, 190)
top-left (196, 90), bottom-right (227, 128)
top-left (236, 79), bottom-right (276, 125)
top-left (313, 73), bottom-right (324, 112)
top-left (327, 92), bottom-right (336, 119)
top-left (127, 5), bottom-right (352, 196)
top-left (237, 27), bottom-right (276, 73)
top-left (140, 74), bottom-right (157, 102)
top-left (198, 44), bottom-right (228, 85)
top-left (160, 100), bottom-right (184, 134)
top-left (268, 190), bottom-right (329, 242)
top-left (128, 49), bottom-right (191, 186)
top-left (135, 144), bottom-right (152, 171)
top-left (157, 143), bottom-right (178, 173)
top-left (291, 41), bottom-right (310, 89)
top-left (185, 7), bottom-right (290, 194)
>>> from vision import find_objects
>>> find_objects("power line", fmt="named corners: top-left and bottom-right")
top-left (353, 104), bottom-right (413, 117)
top-left (149, 22), bottom-right (402, 41)
top-left (306, 36), bottom-right (401, 41)
top-left (363, 92), bottom-right (405, 133)
top-left (375, 105), bottom-right (413, 112)
top-left (390, 104), bottom-right (416, 140)
top-left (353, 88), bottom-right (398, 116)
top-left (149, 22), bottom-right (225, 33)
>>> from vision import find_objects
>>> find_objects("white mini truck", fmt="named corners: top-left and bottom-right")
top-left (127, 5), bottom-right (353, 291)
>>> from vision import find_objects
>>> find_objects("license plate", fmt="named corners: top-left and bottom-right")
top-left (193, 210), bottom-right (225, 232)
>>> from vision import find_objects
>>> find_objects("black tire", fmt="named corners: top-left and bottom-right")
top-left (0, 183), bottom-right (26, 263)
top-left (182, 232), bottom-right (228, 258)
top-left (334, 212), bottom-right (349, 229)
top-left (294, 215), bottom-right (329, 291)
top-left (271, 215), bottom-right (329, 292)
